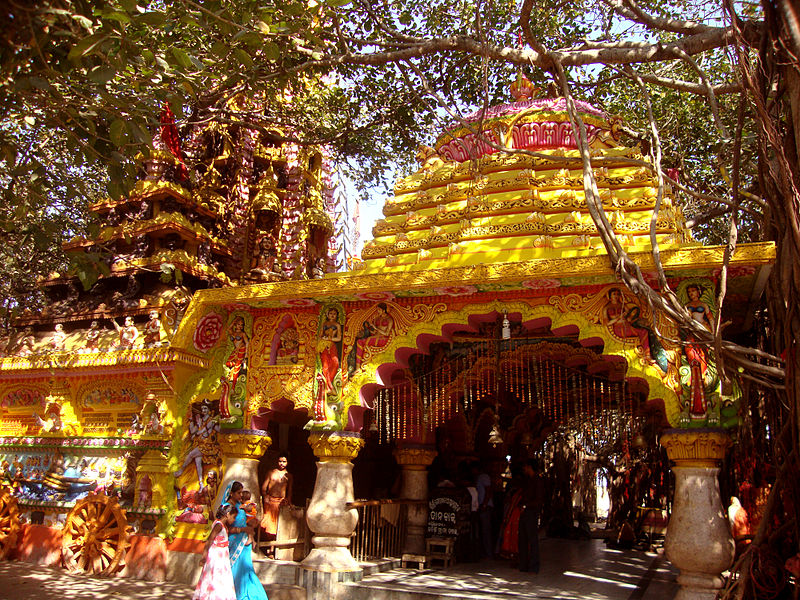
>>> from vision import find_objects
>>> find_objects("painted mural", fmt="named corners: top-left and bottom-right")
top-left (0, 450), bottom-right (137, 504)
top-left (173, 399), bottom-right (221, 490)
top-left (189, 311), bottom-right (254, 429)
top-left (675, 280), bottom-right (734, 427)
top-left (309, 303), bottom-right (345, 429)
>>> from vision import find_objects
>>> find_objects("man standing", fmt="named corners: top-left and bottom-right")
top-left (518, 459), bottom-right (544, 573)
top-left (261, 453), bottom-right (293, 555)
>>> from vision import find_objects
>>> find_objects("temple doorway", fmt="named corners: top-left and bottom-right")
top-left (356, 311), bottom-right (672, 560)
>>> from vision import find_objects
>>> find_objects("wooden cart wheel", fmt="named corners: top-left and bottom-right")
top-left (0, 487), bottom-right (20, 559)
top-left (62, 492), bottom-right (130, 575)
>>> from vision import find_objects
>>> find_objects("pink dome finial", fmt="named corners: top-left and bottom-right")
top-left (510, 72), bottom-right (536, 101)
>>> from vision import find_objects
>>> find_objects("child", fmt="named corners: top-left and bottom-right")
top-left (240, 490), bottom-right (258, 546)
top-left (193, 504), bottom-right (238, 600)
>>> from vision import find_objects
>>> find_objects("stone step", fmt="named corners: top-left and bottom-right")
top-left (338, 573), bottom-right (512, 600)
top-left (264, 583), bottom-right (306, 600)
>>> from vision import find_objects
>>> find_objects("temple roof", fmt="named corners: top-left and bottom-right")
top-left (356, 77), bottom-right (691, 274)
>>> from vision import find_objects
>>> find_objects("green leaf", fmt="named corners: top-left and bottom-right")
top-left (128, 120), bottom-right (152, 145)
top-left (88, 65), bottom-right (116, 84)
top-left (118, 0), bottom-right (138, 12)
top-left (211, 41), bottom-right (229, 58)
top-left (137, 11), bottom-right (167, 27)
top-left (170, 47), bottom-right (194, 69)
top-left (234, 48), bottom-right (253, 68)
top-left (68, 33), bottom-right (106, 61)
top-left (262, 42), bottom-right (280, 61)
top-left (235, 31), bottom-right (263, 47)
top-left (71, 14), bottom-right (95, 31)
top-left (109, 119), bottom-right (128, 147)
top-left (102, 10), bottom-right (131, 24)
top-left (28, 77), bottom-right (51, 91)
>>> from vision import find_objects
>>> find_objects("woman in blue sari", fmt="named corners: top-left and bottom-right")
top-left (225, 481), bottom-right (268, 600)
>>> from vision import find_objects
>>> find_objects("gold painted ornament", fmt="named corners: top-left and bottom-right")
top-left (0, 487), bottom-right (20, 559)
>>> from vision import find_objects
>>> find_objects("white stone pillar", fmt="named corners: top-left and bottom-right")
top-left (302, 432), bottom-right (365, 573)
top-left (217, 432), bottom-right (272, 509)
top-left (394, 446), bottom-right (436, 555)
top-left (662, 429), bottom-right (734, 600)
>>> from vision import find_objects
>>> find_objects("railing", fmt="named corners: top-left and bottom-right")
top-left (347, 498), bottom-right (423, 562)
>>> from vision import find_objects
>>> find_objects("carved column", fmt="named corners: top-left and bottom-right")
top-left (394, 446), bottom-right (436, 555)
top-left (217, 431), bottom-right (272, 509)
top-left (662, 429), bottom-right (734, 600)
top-left (302, 432), bottom-right (364, 573)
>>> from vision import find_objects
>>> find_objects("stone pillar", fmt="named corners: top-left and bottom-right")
top-left (661, 429), bottom-right (734, 600)
top-left (302, 432), bottom-right (364, 573)
top-left (394, 446), bottom-right (436, 555)
top-left (217, 431), bottom-right (272, 509)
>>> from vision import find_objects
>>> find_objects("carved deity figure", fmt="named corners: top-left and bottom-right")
top-left (143, 310), bottom-right (162, 348)
top-left (51, 323), bottom-right (67, 352)
top-left (313, 307), bottom-right (343, 424)
top-left (310, 256), bottom-right (326, 279)
top-left (84, 320), bottom-right (101, 352)
top-left (347, 303), bottom-right (395, 376)
top-left (112, 316), bottom-right (139, 350)
top-left (253, 233), bottom-right (278, 274)
top-left (275, 327), bottom-right (300, 364)
top-left (137, 474), bottom-right (153, 507)
top-left (683, 283), bottom-right (715, 417)
top-left (603, 288), bottom-right (669, 373)
top-left (34, 405), bottom-right (63, 433)
top-left (173, 401), bottom-right (220, 489)
top-left (16, 327), bottom-right (35, 357)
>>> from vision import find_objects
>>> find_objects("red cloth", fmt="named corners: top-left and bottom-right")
top-left (159, 104), bottom-right (188, 180)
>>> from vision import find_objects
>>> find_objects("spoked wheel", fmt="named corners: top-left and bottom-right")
top-left (0, 487), bottom-right (20, 559)
top-left (62, 492), bottom-right (130, 575)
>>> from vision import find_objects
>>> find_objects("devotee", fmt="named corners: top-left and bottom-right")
top-left (193, 503), bottom-right (237, 600)
top-left (225, 481), bottom-right (267, 600)
top-left (260, 453), bottom-right (292, 558)
top-left (518, 459), bottom-right (544, 573)
top-left (728, 496), bottom-right (752, 557)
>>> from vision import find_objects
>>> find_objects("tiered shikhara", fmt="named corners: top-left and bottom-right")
top-left (360, 79), bottom-right (690, 272)
top-left (0, 98), bottom-right (341, 547)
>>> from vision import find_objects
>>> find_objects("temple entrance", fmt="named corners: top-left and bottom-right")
top-left (356, 311), bottom-right (672, 562)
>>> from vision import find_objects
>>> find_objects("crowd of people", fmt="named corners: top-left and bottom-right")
top-left (428, 455), bottom-right (548, 573)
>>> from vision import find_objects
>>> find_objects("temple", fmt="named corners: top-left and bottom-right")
top-left (0, 77), bottom-right (777, 599)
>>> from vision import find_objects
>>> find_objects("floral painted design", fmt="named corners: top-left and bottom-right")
top-left (193, 313), bottom-right (225, 352)
top-left (280, 298), bottom-right (317, 308)
top-left (355, 291), bottom-right (395, 302)
top-left (521, 278), bottom-right (561, 290)
top-left (434, 285), bottom-right (478, 297)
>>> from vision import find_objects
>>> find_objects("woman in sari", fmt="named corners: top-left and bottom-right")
top-left (225, 481), bottom-right (268, 600)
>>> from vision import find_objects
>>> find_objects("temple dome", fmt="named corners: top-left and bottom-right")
top-left (357, 80), bottom-right (693, 274)
top-left (435, 75), bottom-right (621, 161)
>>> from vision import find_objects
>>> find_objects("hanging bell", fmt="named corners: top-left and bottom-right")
top-left (488, 416), bottom-right (504, 447)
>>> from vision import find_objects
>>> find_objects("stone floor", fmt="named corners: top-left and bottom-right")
top-left (0, 538), bottom-right (678, 600)
top-left (340, 538), bottom-right (679, 600)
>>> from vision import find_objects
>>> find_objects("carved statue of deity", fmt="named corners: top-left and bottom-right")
top-left (51, 323), bottom-right (67, 352)
top-left (16, 327), bottom-right (35, 357)
top-left (143, 310), bottom-right (162, 348)
top-left (84, 320), bottom-right (101, 352)
top-left (112, 316), bottom-right (139, 350)
top-left (34, 403), bottom-right (63, 433)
